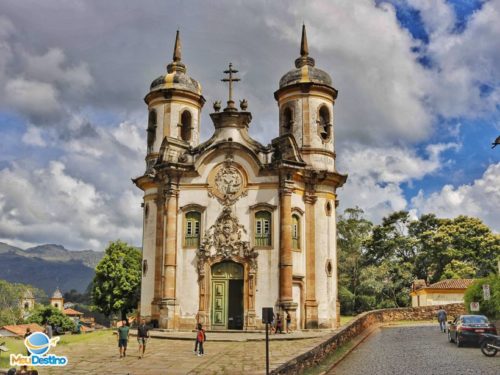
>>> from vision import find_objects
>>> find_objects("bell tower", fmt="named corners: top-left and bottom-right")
top-left (144, 31), bottom-right (205, 170)
top-left (274, 25), bottom-right (337, 172)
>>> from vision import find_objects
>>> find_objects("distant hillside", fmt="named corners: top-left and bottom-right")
top-left (0, 242), bottom-right (104, 294)
top-left (25, 244), bottom-right (102, 268)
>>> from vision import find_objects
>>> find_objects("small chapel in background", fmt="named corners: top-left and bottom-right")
top-left (50, 287), bottom-right (64, 312)
top-left (134, 26), bottom-right (347, 330)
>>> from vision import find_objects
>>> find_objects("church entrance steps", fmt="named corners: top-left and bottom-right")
top-left (129, 329), bottom-right (335, 342)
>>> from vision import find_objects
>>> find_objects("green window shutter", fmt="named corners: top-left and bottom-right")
top-left (292, 214), bottom-right (300, 250)
top-left (255, 211), bottom-right (271, 247)
top-left (185, 211), bottom-right (201, 247)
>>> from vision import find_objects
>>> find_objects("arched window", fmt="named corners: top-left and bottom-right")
top-left (292, 214), bottom-right (300, 250)
top-left (185, 211), bottom-right (201, 247)
top-left (318, 106), bottom-right (332, 141)
top-left (24, 302), bottom-right (30, 309)
top-left (180, 110), bottom-right (192, 142)
top-left (147, 109), bottom-right (157, 151)
top-left (283, 107), bottom-right (293, 133)
top-left (255, 211), bottom-right (271, 247)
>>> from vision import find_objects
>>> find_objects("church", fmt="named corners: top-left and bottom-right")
top-left (133, 26), bottom-right (347, 330)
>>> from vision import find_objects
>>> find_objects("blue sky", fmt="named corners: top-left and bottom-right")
top-left (0, 0), bottom-right (498, 251)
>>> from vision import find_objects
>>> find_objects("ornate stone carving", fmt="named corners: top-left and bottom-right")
top-left (197, 206), bottom-right (258, 274)
top-left (207, 155), bottom-right (247, 205)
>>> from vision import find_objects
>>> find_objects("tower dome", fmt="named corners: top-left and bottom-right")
top-left (278, 25), bottom-right (333, 89)
top-left (149, 30), bottom-right (202, 95)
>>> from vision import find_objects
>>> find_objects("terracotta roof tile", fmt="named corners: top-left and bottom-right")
top-left (1, 323), bottom-right (44, 336)
top-left (427, 279), bottom-right (474, 289)
top-left (63, 308), bottom-right (84, 316)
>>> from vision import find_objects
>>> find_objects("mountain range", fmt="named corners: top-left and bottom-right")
top-left (0, 242), bottom-right (104, 295)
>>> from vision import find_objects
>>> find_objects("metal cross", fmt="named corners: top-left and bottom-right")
top-left (221, 63), bottom-right (240, 106)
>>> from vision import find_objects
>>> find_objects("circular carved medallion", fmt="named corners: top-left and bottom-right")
top-left (208, 158), bottom-right (247, 205)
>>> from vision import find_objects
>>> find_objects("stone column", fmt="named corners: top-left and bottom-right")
top-left (161, 184), bottom-right (178, 328)
top-left (279, 175), bottom-right (297, 320)
top-left (151, 190), bottom-right (165, 321)
top-left (304, 192), bottom-right (318, 328)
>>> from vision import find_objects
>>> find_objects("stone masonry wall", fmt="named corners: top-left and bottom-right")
top-left (271, 303), bottom-right (466, 375)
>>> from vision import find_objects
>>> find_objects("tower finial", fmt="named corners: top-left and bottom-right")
top-left (300, 24), bottom-right (308, 57)
top-left (167, 30), bottom-right (186, 73)
top-left (295, 24), bottom-right (315, 68)
top-left (173, 29), bottom-right (181, 62)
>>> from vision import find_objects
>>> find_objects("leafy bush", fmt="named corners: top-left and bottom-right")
top-left (464, 274), bottom-right (500, 320)
top-left (25, 305), bottom-right (75, 332)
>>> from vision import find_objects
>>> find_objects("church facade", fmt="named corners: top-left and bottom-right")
top-left (134, 26), bottom-right (347, 330)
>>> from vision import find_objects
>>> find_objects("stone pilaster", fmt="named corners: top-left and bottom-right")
top-left (279, 174), bottom-right (297, 323)
top-left (151, 190), bottom-right (165, 321)
top-left (279, 177), bottom-right (293, 305)
top-left (161, 183), bottom-right (179, 328)
top-left (304, 191), bottom-right (318, 328)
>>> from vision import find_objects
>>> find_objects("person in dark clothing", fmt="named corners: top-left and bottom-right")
top-left (23, 328), bottom-right (31, 356)
top-left (195, 323), bottom-right (206, 356)
top-left (137, 319), bottom-right (150, 359)
top-left (437, 309), bottom-right (448, 333)
top-left (275, 313), bottom-right (283, 334)
top-left (286, 311), bottom-right (292, 333)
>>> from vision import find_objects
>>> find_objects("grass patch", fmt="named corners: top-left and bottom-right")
top-left (57, 329), bottom-right (113, 346)
top-left (301, 340), bottom-right (355, 375)
top-left (0, 337), bottom-right (27, 369)
top-left (0, 330), bottom-right (114, 369)
top-left (339, 316), bottom-right (355, 326)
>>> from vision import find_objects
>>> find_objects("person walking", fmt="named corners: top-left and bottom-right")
top-left (437, 308), bottom-right (447, 333)
top-left (137, 318), bottom-right (150, 359)
top-left (117, 319), bottom-right (130, 358)
top-left (195, 323), bottom-right (206, 356)
top-left (275, 313), bottom-right (283, 334)
top-left (286, 311), bottom-right (292, 333)
top-left (44, 322), bottom-right (53, 339)
top-left (23, 328), bottom-right (32, 356)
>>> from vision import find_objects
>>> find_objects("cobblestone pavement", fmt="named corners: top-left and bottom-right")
top-left (330, 324), bottom-right (499, 375)
top-left (40, 330), bottom-right (332, 375)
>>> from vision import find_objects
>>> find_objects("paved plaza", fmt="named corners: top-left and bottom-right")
top-left (40, 330), bottom-right (334, 375)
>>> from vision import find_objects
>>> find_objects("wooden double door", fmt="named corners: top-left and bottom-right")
top-left (211, 261), bottom-right (244, 330)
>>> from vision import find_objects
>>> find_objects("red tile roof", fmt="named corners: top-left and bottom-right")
top-left (1, 323), bottom-right (44, 336)
top-left (63, 308), bottom-right (84, 316)
top-left (427, 279), bottom-right (474, 289)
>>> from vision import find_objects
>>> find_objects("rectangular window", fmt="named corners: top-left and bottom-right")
top-left (185, 211), bottom-right (201, 248)
top-left (255, 211), bottom-right (271, 247)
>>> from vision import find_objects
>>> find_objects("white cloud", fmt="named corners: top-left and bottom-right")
top-left (338, 142), bottom-right (458, 222)
top-left (411, 0), bottom-right (500, 118)
top-left (411, 163), bottom-right (500, 231)
top-left (4, 78), bottom-right (61, 119)
top-left (21, 47), bottom-right (93, 92)
top-left (0, 159), bottom-right (143, 250)
top-left (264, 0), bottom-right (433, 144)
top-left (21, 126), bottom-right (46, 147)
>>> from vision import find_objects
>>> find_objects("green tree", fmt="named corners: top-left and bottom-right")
top-left (0, 280), bottom-right (30, 326)
top-left (464, 274), bottom-right (500, 319)
top-left (25, 305), bottom-right (75, 332)
top-left (441, 260), bottom-right (478, 280)
top-left (92, 240), bottom-right (142, 320)
top-left (424, 216), bottom-right (499, 282)
top-left (337, 207), bottom-right (372, 314)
